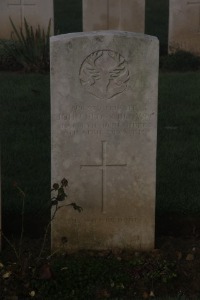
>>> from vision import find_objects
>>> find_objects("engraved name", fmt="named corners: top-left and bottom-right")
top-left (55, 104), bottom-right (154, 136)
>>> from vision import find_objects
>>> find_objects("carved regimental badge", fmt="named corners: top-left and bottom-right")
top-left (79, 50), bottom-right (130, 99)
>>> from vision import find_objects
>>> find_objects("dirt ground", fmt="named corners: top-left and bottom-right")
top-left (2, 213), bottom-right (200, 299)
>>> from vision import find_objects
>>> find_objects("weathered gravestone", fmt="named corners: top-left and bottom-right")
top-left (0, 0), bottom-right (54, 39)
top-left (169, 0), bottom-right (200, 55)
top-left (51, 31), bottom-right (159, 251)
top-left (83, 0), bottom-right (145, 32)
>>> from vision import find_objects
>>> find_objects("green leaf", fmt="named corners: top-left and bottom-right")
top-left (57, 187), bottom-right (66, 201)
top-left (9, 17), bottom-right (23, 43)
top-left (51, 200), bottom-right (58, 207)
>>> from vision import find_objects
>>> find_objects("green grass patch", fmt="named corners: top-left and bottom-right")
top-left (160, 51), bottom-right (200, 72)
top-left (0, 72), bottom-right (50, 216)
top-left (157, 71), bottom-right (200, 214)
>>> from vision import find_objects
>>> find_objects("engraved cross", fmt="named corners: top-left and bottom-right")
top-left (80, 141), bottom-right (127, 213)
top-left (7, 0), bottom-right (36, 28)
top-left (187, 1), bottom-right (200, 32)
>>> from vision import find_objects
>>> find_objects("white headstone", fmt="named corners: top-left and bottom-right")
top-left (169, 0), bottom-right (200, 55)
top-left (51, 31), bottom-right (159, 251)
top-left (0, 0), bottom-right (54, 39)
top-left (83, 0), bottom-right (145, 32)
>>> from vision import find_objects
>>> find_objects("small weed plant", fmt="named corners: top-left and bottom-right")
top-left (0, 178), bottom-right (179, 299)
top-left (0, 178), bottom-right (82, 299)
top-left (160, 50), bottom-right (200, 72)
top-left (0, 40), bottom-right (21, 71)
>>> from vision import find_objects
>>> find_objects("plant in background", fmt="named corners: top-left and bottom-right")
top-left (2, 17), bottom-right (51, 72)
top-left (0, 178), bottom-right (82, 299)
top-left (0, 39), bottom-right (21, 71)
top-left (160, 50), bottom-right (200, 72)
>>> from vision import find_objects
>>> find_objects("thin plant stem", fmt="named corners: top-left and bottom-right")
top-left (37, 203), bottom-right (72, 262)
top-left (37, 219), bottom-right (51, 262)
top-left (37, 204), bottom-right (58, 262)
top-left (17, 186), bottom-right (25, 259)
top-left (0, 230), bottom-right (20, 261)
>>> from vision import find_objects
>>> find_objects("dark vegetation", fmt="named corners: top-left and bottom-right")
top-left (1, 0), bottom-right (200, 298)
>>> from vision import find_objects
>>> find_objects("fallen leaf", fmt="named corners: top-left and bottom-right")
top-left (29, 290), bottom-right (36, 297)
top-left (0, 262), bottom-right (4, 268)
top-left (116, 282), bottom-right (125, 289)
top-left (176, 251), bottom-right (182, 260)
top-left (2, 271), bottom-right (12, 279)
top-left (61, 267), bottom-right (68, 271)
top-left (186, 253), bottom-right (194, 261)
top-left (39, 263), bottom-right (53, 279)
top-left (143, 291), bottom-right (149, 299)
top-left (110, 279), bottom-right (115, 287)
top-left (96, 289), bottom-right (110, 298)
top-left (150, 290), bottom-right (155, 297)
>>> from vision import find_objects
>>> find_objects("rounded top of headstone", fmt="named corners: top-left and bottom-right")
top-left (50, 31), bottom-right (159, 43)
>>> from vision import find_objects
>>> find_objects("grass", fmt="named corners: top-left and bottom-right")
top-left (157, 72), bottom-right (200, 214)
top-left (0, 73), bottom-right (50, 217)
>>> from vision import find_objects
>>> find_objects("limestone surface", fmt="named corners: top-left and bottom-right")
top-left (51, 31), bottom-right (159, 251)
top-left (169, 0), bottom-right (200, 55)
